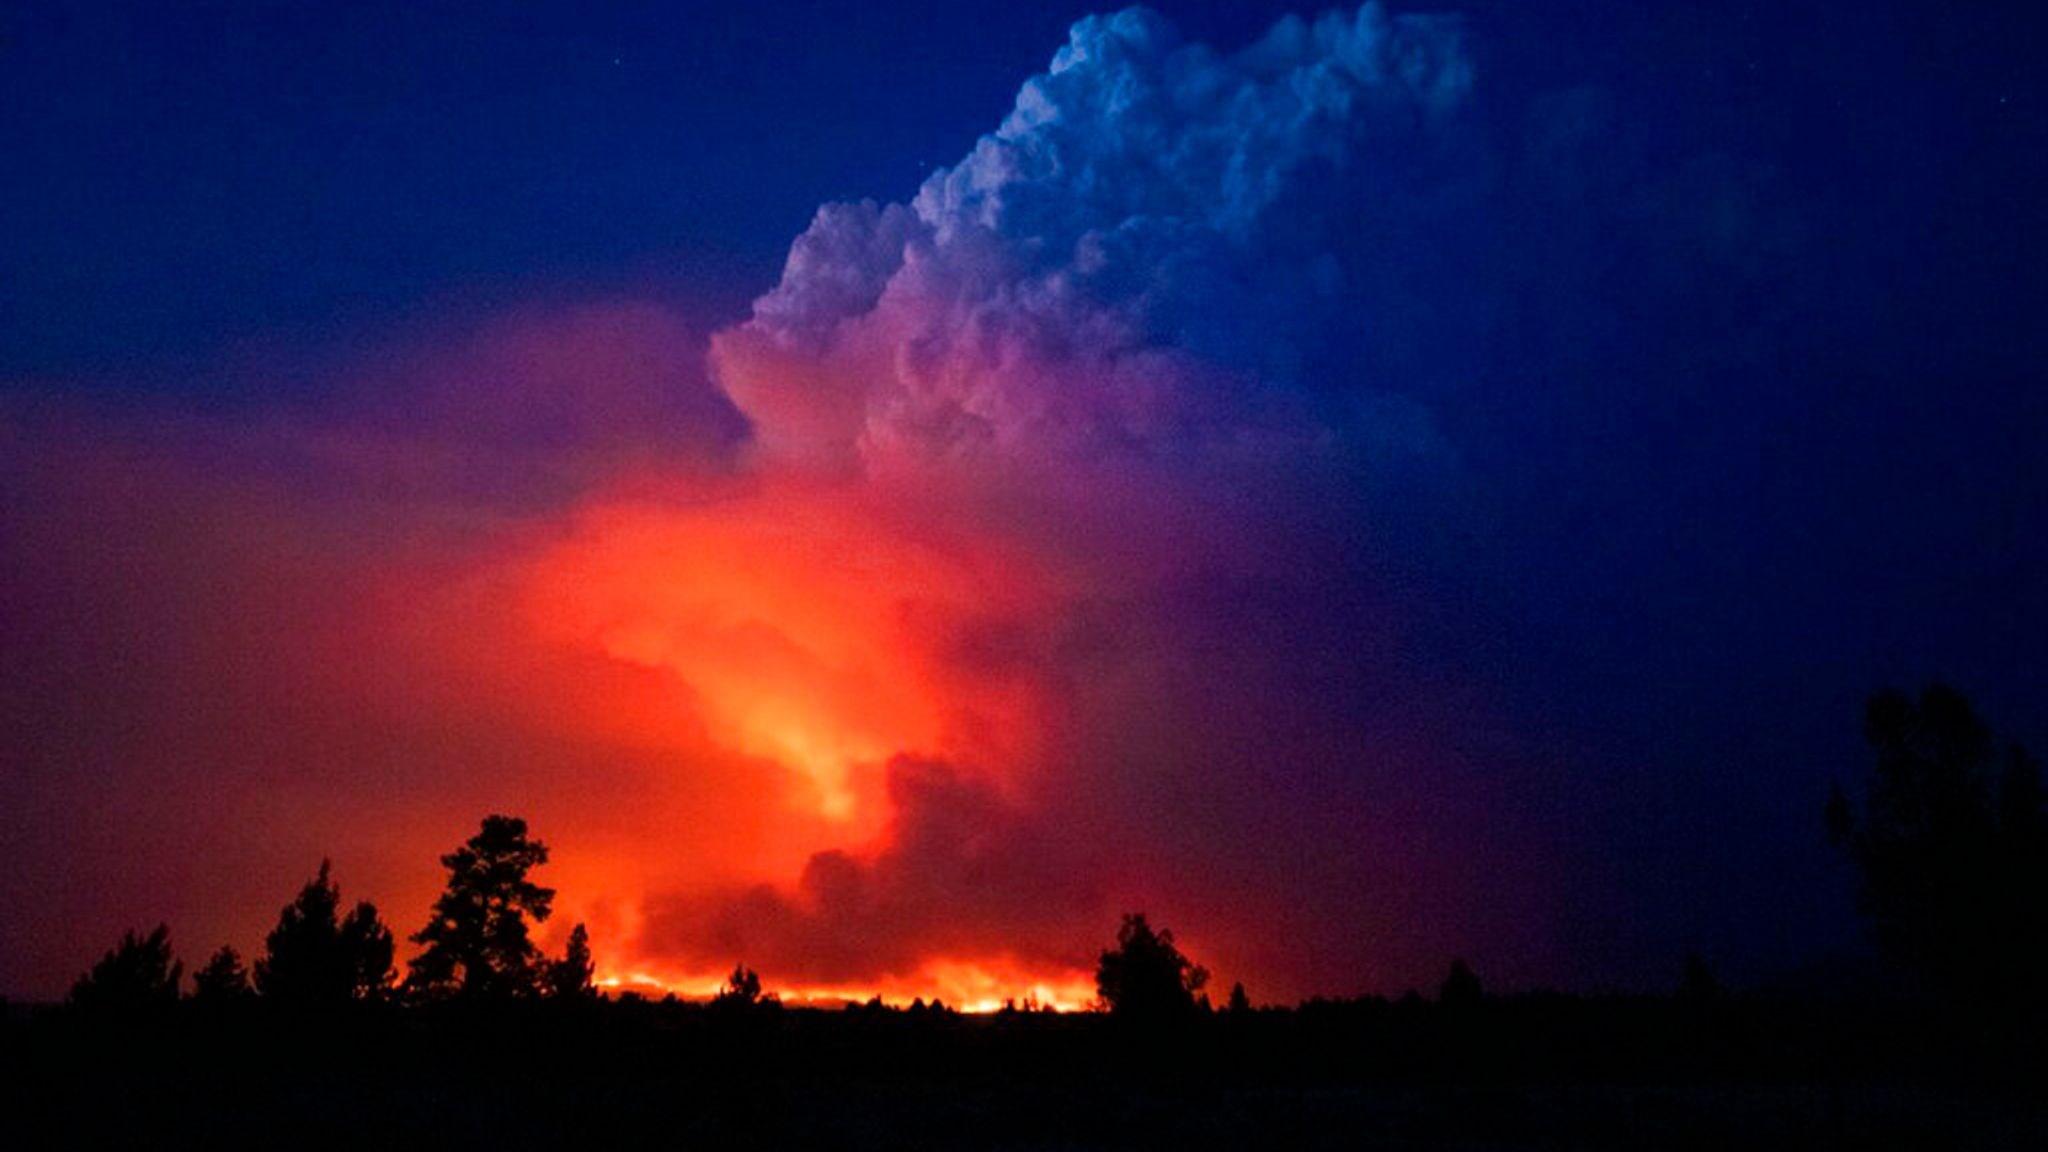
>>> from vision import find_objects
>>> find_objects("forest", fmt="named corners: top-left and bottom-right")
top-left (3, 684), bottom-right (2044, 1148)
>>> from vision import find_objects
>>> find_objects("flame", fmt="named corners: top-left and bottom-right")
top-left (591, 957), bottom-right (1097, 1013)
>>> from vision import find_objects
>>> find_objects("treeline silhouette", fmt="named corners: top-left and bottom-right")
top-left (1828, 684), bottom-right (2048, 1008)
top-left (65, 814), bottom-right (597, 1014)
top-left (5, 686), bottom-right (2045, 1149)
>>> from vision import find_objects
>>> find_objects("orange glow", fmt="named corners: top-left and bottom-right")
top-left (591, 957), bottom-right (1098, 1013)
top-left (518, 481), bottom-right (1045, 829)
top-left (0, 312), bottom-right (1130, 1002)
top-left (476, 471), bottom-right (1077, 993)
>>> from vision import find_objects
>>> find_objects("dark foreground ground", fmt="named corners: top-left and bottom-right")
top-left (4, 994), bottom-right (2043, 1150)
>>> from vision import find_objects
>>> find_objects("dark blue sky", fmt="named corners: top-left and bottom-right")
top-left (2, 0), bottom-right (2045, 997)
top-left (2, 1), bottom-right (1296, 379)
top-left (7, 2), bottom-right (2038, 381)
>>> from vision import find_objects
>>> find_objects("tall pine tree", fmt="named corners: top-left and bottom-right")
top-left (407, 815), bottom-right (555, 1000)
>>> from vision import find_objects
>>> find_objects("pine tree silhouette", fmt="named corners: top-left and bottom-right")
top-left (254, 860), bottom-right (396, 1004)
top-left (192, 945), bottom-right (255, 1005)
top-left (407, 815), bottom-right (555, 1000)
top-left (548, 923), bottom-right (597, 1000)
top-left (69, 924), bottom-right (182, 1013)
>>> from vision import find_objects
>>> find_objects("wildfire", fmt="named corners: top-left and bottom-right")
top-left (592, 958), bottom-right (1097, 1013)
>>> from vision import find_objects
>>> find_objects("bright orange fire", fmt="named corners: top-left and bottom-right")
top-left (502, 475), bottom-right (1078, 1002)
top-left (593, 958), bottom-right (1098, 1013)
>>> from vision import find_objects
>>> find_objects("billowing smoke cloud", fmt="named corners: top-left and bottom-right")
top-left (641, 756), bottom-right (1106, 987)
top-left (714, 3), bottom-right (1469, 479)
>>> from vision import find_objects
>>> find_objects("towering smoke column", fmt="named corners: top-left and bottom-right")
top-left (585, 4), bottom-right (1510, 1001)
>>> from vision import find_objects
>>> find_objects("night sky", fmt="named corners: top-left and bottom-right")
top-left (3, 0), bottom-right (2044, 1006)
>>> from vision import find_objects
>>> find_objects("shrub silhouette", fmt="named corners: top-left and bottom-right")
top-left (407, 815), bottom-right (555, 1000)
top-left (1438, 959), bottom-right (1483, 1008)
top-left (1094, 913), bottom-right (1208, 1021)
top-left (69, 924), bottom-right (182, 1013)
top-left (1828, 684), bottom-right (2048, 1003)
top-left (254, 860), bottom-right (396, 1004)
top-left (712, 964), bottom-right (765, 1008)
